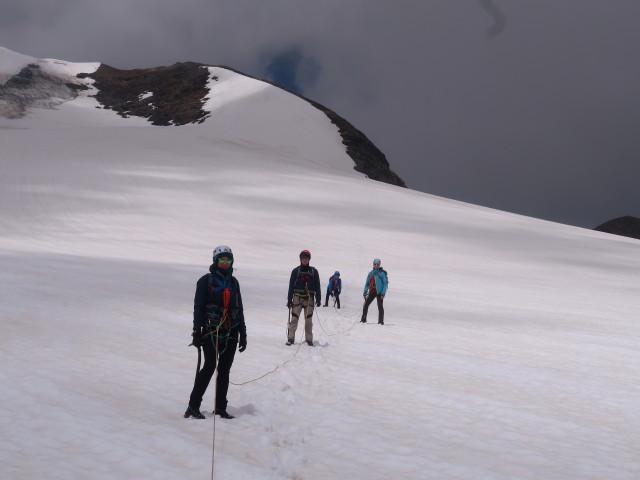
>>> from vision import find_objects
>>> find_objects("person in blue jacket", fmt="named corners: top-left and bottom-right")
top-left (323, 271), bottom-right (342, 308)
top-left (184, 245), bottom-right (247, 420)
top-left (361, 258), bottom-right (387, 325)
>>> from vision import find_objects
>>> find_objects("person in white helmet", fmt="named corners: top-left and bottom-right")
top-left (361, 258), bottom-right (387, 325)
top-left (184, 245), bottom-right (247, 420)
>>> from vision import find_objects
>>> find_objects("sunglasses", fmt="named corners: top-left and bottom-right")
top-left (218, 258), bottom-right (233, 264)
top-left (373, 263), bottom-right (380, 266)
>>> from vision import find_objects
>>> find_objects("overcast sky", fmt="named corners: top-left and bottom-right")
top-left (2, 0), bottom-right (639, 229)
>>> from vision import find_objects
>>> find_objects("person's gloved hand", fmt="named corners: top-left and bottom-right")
top-left (330, 292), bottom-right (334, 297)
top-left (238, 332), bottom-right (247, 352)
top-left (286, 301), bottom-right (293, 308)
top-left (191, 328), bottom-right (202, 347)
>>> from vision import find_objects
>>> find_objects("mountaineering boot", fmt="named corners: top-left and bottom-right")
top-left (184, 406), bottom-right (205, 419)
top-left (360, 317), bottom-right (366, 323)
top-left (286, 338), bottom-right (294, 346)
top-left (215, 409), bottom-right (235, 419)
top-left (306, 340), bottom-right (314, 347)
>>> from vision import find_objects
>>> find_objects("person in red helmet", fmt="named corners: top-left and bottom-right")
top-left (286, 250), bottom-right (321, 346)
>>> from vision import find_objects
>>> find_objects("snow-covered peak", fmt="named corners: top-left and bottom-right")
top-left (0, 45), bottom-right (99, 82)
top-left (0, 46), bottom-right (103, 121)
top-left (0, 47), bottom-right (405, 185)
top-left (0, 46), bottom-right (37, 83)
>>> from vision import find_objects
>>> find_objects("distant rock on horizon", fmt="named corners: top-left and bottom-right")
top-left (594, 216), bottom-right (640, 240)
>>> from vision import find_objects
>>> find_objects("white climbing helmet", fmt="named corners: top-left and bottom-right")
top-left (212, 245), bottom-right (233, 261)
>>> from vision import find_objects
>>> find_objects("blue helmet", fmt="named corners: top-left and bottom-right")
top-left (334, 271), bottom-right (340, 276)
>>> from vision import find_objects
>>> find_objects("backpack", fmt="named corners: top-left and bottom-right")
top-left (377, 268), bottom-right (389, 285)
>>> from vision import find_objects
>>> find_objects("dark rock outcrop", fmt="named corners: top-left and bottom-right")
top-left (87, 62), bottom-right (406, 187)
top-left (305, 98), bottom-right (406, 187)
top-left (86, 62), bottom-right (211, 125)
top-left (594, 216), bottom-right (640, 240)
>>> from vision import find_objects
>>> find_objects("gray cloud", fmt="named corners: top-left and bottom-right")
top-left (478, 0), bottom-right (507, 38)
top-left (1, 0), bottom-right (639, 228)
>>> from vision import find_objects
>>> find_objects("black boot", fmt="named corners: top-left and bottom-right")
top-left (184, 406), bottom-right (205, 419)
top-left (215, 409), bottom-right (235, 419)
top-left (360, 317), bottom-right (366, 323)
top-left (286, 338), bottom-right (294, 346)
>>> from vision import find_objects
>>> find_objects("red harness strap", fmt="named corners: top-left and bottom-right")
top-left (222, 288), bottom-right (231, 329)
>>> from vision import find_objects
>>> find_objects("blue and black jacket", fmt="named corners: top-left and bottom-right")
top-left (193, 264), bottom-right (246, 338)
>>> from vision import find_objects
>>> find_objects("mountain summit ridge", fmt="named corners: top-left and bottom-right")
top-left (0, 46), bottom-right (405, 187)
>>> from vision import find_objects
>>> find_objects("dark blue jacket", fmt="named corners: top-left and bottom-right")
top-left (288, 264), bottom-right (321, 303)
top-left (193, 264), bottom-right (246, 337)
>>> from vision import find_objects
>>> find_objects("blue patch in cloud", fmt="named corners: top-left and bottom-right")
top-left (263, 47), bottom-right (319, 96)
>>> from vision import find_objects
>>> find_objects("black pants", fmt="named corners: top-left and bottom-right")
top-left (324, 291), bottom-right (340, 308)
top-left (362, 292), bottom-right (384, 324)
top-left (189, 333), bottom-right (238, 411)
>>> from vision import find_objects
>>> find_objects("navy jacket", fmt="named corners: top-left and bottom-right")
top-left (287, 264), bottom-right (321, 303)
top-left (193, 264), bottom-right (246, 337)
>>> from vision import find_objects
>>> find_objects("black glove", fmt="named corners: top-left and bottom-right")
top-left (286, 301), bottom-right (293, 308)
top-left (330, 292), bottom-right (334, 297)
top-left (191, 328), bottom-right (202, 347)
top-left (238, 332), bottom-right (247, 352)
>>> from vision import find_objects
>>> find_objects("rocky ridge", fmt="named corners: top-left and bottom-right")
top-left (86, 62), bottom-right (406, 187)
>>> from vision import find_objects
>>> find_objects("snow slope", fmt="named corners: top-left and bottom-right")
top-left (1, 48), bottom-right (639, 480)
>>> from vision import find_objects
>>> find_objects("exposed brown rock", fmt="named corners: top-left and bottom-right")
top-left (85, 62), bottom-right (211, 125)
